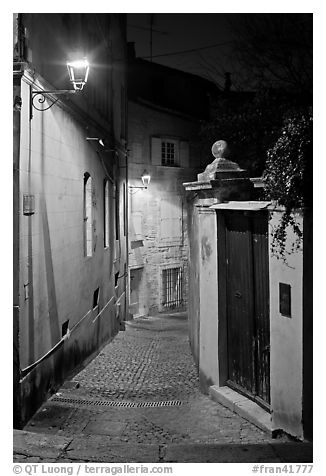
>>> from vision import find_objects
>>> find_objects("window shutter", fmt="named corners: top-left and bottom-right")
top-left (179, 141), bottom-right (189, 168)
top-left (130, 212), bottom-right (143, 241)
top-left (151, 137), bottom-right (162, 165)
top-left (159, 196), bottom-right (182, 244)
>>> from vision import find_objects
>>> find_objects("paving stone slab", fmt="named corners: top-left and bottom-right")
top-left (83, 419), bottom-right (127, 436)
top-left (24, 404), bottom-right (76, 435)
top-left (13, 430), bottom-right (72, 460)
top-left (65, 436), bottom-right (160, 462)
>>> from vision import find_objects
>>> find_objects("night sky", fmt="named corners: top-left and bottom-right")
top-left (127, 13), bottom-right (238, 88)
top-left (127, 13), bottom-right (313, 93)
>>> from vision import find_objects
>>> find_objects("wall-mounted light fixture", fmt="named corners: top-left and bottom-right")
top-left (31, 58), bottom-right (90, 112)
top-left (129, 170), bottom-right (151, 191)
top-left (66, 59), bottom-right (90, 91)
top-left (86, 137), bottom-right (105, 147)
top-left (141, 170), bottom-right (151, 188)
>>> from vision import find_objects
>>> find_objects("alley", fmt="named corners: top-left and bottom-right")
top-left (14, 313), bottom-right (312, 463)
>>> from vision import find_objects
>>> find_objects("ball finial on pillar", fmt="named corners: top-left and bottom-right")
top-left (197, 140), bottom-right (245, 181)
top-left (211, 140), bottom-right (230, 159)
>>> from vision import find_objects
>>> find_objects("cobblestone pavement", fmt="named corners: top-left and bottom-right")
top-left (15, 312), bottom-right (310, 463)
top-left (24, 313), bottom-right (281, 445)
top-left (71, 313), bottom-right (201, 402)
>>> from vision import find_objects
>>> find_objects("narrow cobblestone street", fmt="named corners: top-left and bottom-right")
top-left (14, 313), bottom-right (312, 463)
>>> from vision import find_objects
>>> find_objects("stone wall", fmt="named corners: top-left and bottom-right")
top-left (14, 13), bottom-right (128, 425)
top-left (128, 100), bottom-right (205, 315)
top-left (269, 209), bottom-right (305, 439)
top-left (129, 163), bottom-right (192, 315)
top-left (185, 165), bottom-right (312, 439)
top-left (17, 77), bottom-right (127, 425)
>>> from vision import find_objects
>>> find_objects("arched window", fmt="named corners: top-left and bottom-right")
top-left (104, 179), bottom-right (109, 248)
top-left (84, 173), bottom-right (93, 256)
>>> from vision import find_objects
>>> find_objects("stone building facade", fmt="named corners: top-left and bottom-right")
top-left (13, 13), bottom-right (128, 426)
top-left (127, 52), bottom-right (218, 316)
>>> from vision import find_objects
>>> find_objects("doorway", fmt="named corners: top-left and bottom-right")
top-left (223, 210), bottom-right (270, 408)
top-left (129, 267), bottom-right (145, 317)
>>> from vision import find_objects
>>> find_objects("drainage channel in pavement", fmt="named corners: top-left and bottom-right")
top-left (51, 396), bottom-right (185, 408)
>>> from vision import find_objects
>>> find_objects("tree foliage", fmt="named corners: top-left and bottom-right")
top-left (199, 89), bottom-right (306, 176)
top-left (264, 110), bottom-right (312, 258)
top-left (198, 13), bottom-right (313, 259)
top-left (229, 13), bottom-right (312, 95)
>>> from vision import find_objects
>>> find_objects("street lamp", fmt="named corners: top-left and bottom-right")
top-left (66, 59), bottom-right (90, 91)
top-left (31, 58), bottom-right (90, 111)
top-left (141, 170), bottom-right (151, 188)
top-left (129, 170), bottom-right (151, 191)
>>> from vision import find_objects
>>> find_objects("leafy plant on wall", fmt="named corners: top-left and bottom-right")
top-left (263, 109), bottom-right (312, 259)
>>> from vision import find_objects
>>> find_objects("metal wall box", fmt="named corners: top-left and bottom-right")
top-left (23, 194), bottom-right (35, 215)
top-left (279, 283), bottom-right (291, 317)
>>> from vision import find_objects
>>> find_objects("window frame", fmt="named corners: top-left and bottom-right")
top-left (83, 173), bottom-right (93, 257)
top-left (161, 139), bottom-right (179, 167)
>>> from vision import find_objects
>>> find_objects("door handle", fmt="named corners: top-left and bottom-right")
top-left (235, 291), bottom-right (242, 298)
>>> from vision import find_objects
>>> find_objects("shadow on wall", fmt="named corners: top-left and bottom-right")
top-left (40, 194), bottom-right (61, 352)
top-left (40, 118), bottom-right (61, 356)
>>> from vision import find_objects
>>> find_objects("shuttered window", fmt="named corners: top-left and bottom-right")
top-left (179, 141), bottom-right (189, 167)
top-left (151, 137), bottom-right (189, 168)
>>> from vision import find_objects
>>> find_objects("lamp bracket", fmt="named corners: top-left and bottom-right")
top-left (31, 89), bottom-right (77, 112)
top-left (128, 185), bottom-right (148, 195)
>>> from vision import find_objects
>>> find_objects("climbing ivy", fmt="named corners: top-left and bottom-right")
top-left (264, 109), bottom-right (312, 259)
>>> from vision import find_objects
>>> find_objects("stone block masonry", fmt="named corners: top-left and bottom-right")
top-left (129, 170), bottom-right (190, 315)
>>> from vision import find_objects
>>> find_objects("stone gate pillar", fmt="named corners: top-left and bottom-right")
top-left (183, 140), bottom-right (253, 392)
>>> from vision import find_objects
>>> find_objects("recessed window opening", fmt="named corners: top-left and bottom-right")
top-left (162, 267), bottom-right (184, 309)
top-left (162, 141), bottom-right (177, 166)
top-left (93, 287), bottom-right (100, 309)
top-left (104, 179), bottom-right (109, 247)
top-left (84, 173), bottom-right (93, 257)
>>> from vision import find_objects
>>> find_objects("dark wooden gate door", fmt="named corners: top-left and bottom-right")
top-left (224, 211), bottom-right (270, 407)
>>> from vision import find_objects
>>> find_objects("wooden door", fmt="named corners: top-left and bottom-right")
top-left (224, 211), bottom-right (270, 406)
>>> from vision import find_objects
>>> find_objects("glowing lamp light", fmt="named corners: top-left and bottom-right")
top-left (67, 59), bottom-right (90, 91)
top-left (31, 57), bottom-right (90, 112)
top-left (129, 170), bottom-right (151, 192)
top-left (141, 170), bottom-right (151, 188)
